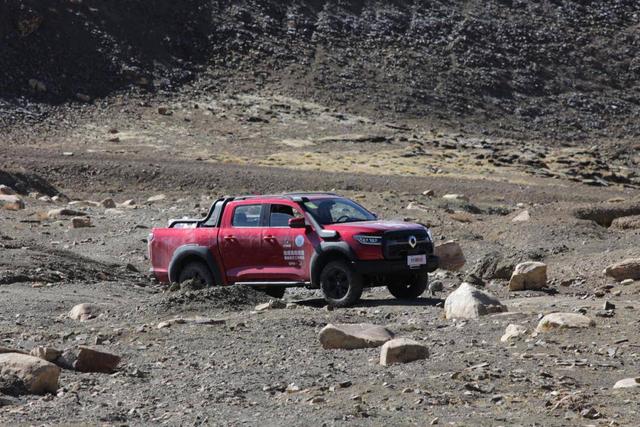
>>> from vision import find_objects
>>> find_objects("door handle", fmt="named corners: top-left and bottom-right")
top-left (223, 235), bottom-right (236, 241)
top-left (263, 235), bottom-right (275, 241)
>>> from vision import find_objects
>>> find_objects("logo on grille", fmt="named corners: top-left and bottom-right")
top-left (408, 235), bottom-right (417, 248)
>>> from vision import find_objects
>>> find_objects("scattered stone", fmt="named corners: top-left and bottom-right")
top-left (100, 198), bottom-right (116, 208)
top-left (603, 258), bottom-right (640, 281)
top-left (29, 347), bottom-right (62, 363)
top-left (158, 316), bottom-right (225, 328)
top-left (620, 279), bottom-right (634, 286)
top-left (117, 199), bottom-right (137, 208)
top-left (51, 194), bottom-right (70, 203)
top-left (47, 208), bottom-right (85, 219)
top-left (511, 210), bottom-right (530, 222)
top-left (71, 217), bottom-right (92, 228)
top-left (603, 300), bottom-right (616, 310)
top-left (500, 324), bottom-right (528, 342)
top-left (0, 195), bottom-right (25, 210)
top-left (613, 378), bottom-right (640, 389)
top-left (444, 283), bottom-right (507, 319)
top-left (147, 194), bottom-right (166, 203)
top-left (434, 241), bottom-right (466, 271)
top-left (380, 338), bottom-right (429, 366)
top-left (423, 189), bottom-right (435, 197)
top-left (255, 299), bottom-right (286, 311)
top-left (68, 200), bottom-right (101, 207)
top-left (319, 324), bottom-right (394, 350)
top-left (535, 313), bottom-right (595, 333)
top-left (0, 353), bottom-right (60, 394)
top-left (442, 194), bottom-right (469, 202)
top-left (68, 303), bottom-right (99, 321)
top-left (57, 347), bottom-right (120, 373)
top-left (75, 93), bottom-right (91, 102)
top-left (580, 407), bottom-right (601, 419)
top-left (509, 261), bottom-right (547, 291)
top-left (157, 106), bottom-right (172, 116)
top-left (0, 185), bottom-right (16, 195)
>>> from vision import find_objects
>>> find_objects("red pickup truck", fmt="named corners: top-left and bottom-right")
top-left (148, 193), bottom-right (438, 307)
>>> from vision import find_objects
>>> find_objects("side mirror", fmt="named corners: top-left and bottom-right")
top-left (288, 217), bottom-right (307, 228)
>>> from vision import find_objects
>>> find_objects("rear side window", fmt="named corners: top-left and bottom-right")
top-left (232, 204), bottom-right (263, 227)
top-left (269, 204), bottom-right (302, 227)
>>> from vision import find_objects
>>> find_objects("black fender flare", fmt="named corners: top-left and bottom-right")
top-left (168, 245), bottom-right (224, 285)
top-left (309, 241), bottom-right (357, 287)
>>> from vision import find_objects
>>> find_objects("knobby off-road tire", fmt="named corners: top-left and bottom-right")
top-left (178, 261), bottom-right (215, 288)
top-left (320, 260), bottom-right (363, 308)
top-left (387, 272), bottom-right (428, 299)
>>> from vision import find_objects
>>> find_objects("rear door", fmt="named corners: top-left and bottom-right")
top-left (218, 202), bottom-right (267, 282)
top-left (260, 202), bottom-right (312, 281)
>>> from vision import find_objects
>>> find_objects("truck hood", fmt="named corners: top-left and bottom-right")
top-left (324, 220), bottom-right (426, 233)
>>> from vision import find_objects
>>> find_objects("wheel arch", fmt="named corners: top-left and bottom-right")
top-left (310, 242), bottom-right (356, 287)
top-left (168, 245), bottom-right (223, 284)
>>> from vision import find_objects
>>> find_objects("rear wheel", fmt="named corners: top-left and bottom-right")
top-left (387, 273), bottom-right (428, 299)
top-left (320, 260), bottom-right (363, 308)
top-left (177, 261), bottom-right (214, 288)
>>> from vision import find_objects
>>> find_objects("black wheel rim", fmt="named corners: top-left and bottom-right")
top-left (184, 271), bottom-right (206, 287)
top-left (325, 268), bottom-right (350, 299)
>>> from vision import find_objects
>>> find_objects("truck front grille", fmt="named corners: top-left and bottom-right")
top-left (382, 229), bottom-right (432, 260)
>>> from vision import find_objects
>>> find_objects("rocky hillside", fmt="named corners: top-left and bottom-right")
top-left (2, 0), bottom-right (639, 138)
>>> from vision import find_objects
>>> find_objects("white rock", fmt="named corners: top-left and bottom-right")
top-left (442, 194), bottom-right (469, 202)
top-left (0, 184), bottom-right (16, 195)
top-left (509, 261), bottom-right (547, 291)
top-left (444, 283), bottom-right (507, 319)
top-left (0, 353), bottom-right (60, 394)
top-left (68, 200), bottom-right (101, 207)
top-left (147, 194), bottom-right (167, 203)
top-left (613, 378), bottom-right (640, 389)
top-left (380, 338), bottom-right (429, 366)
top-left (319, 323), bottom-right (394, 350)
top-left (512, 210), bottom-right (530, 222)
top-left (255, 300), bottom-right (286, 311)
top-left (117, 199), bottom-right (137, 208)
top-left (535, 313), bottom-right (595, 333)
top-left (68, 303), bottom-right (99, 321)
top-left (603, 258), bottom-right (640, 281)
top-left (500, 324), bottom-right (528, 342)
top-left (47, 208), bottom-right (85, 219)
top-left (434, 241), bottom-right (466, 271)
top-left (0, 195), bottom-right (25, 210)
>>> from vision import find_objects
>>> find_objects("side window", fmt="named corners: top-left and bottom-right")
top-left (269, 204), bottom-right (302, 227)
top-left (232, 204), bottom-right (263, 227)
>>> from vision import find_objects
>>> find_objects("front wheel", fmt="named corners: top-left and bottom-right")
top-left (320, 260), bottom-right (363, 308)
top-left (387, 273), bottom-right (428, 299)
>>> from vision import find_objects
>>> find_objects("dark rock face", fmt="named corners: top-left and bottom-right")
top-left (2, 1), bottom-right (639, 138)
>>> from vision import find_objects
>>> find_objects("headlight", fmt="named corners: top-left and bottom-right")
top-left (426, 228), bottom-right (433, 242)
top-left (354, 234), bottom-right (382, 245)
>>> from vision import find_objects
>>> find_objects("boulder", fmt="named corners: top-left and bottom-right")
top-left (0, 185), bottom-right (16, 195)
top-left (603, 258), bottom-right (640, 281)
top-left (29, 347), bottom-right (62, 362)
top-left (48, 208), bottom-right (85, 219)
top-left (0, 353), bottom-right (60, 394)
top-left (613, 378), bottom-right (640, 389)
top-left (511, 210), bottom-right (530, 222)
top-left (470, 251), bottom-right (517, 280)
top-left (434, 241), bottom-right (465, 271)
top-left (0, 195), bottom-right (25, 210)
top-left (380, 338), bottom-right (429, 366)
top-left (509, 261), bottom-right (547, 291)
top-left (71, 217), bottom-right (92, 228)
top-left (319, 324), bottom-right (394, 350)
top-left (57, 347), bottom-right (120, 373)
top-left (444, 283), bottom-right (507, 319)
top-left (500, 324), bottom-right (528, 342)
top-left (100, 198), bottom-right (116, 208)
top-left (535, 313), bottom-right (595, 333)
top-left (68, 303), bottom-right (99, 321)
top-left (611, 215), bottom-right (640, 230)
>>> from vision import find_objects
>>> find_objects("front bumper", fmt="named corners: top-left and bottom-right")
top-left (353, 255), bottom-right (439, 275)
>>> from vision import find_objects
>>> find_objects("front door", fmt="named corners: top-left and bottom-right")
top-left (260, 203), bottom-right (312, 281)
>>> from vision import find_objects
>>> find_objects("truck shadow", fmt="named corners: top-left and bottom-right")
top-left (293, 297), bottom-right (444, 308)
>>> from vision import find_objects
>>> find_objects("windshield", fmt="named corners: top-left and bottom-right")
top-left (302, 198), bottom-right (376, 225)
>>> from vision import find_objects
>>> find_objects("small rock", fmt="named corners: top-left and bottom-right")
top-left (603, 300), bottom-right (616, 310)
top-left (117, 199), bottom-right (136, 208)
top-left (434, 241), bottom-right (466, 271)
top-left (444, 283), bottom-right (507, 319)
top-left (57, 347), bottom-right (120, 373)
top-left (100, 198), bottom-right (116, 208)
top-left (620, 279), bottom-right (634, 286)
top-left (68, 303), bottom-right (99, 321)
top-left (0, 353), bottom-right (60, 394)
top-left (255, 299), bottom-right (286, 311)
top-left (613, 377), bottom-right (640, 389)
top-left (71, 217), bottom-right (92, 228)
top-left (75, 93), bottom-right (91, 102)
top-left (500, 324), bottom-right (528, 342)
top-left (380, 338), bottom-right (429, 366)
top-left (29, 347), bottom-right (62, 362)
top-left (28, 78), bottom-right (47, 92)
top-left (0, 185), bottom-right (16, 195)
top-left (603, 258), bottom-right (640, 281)
top-left (319, 324), bottom-right (394, 350)
top-left (535, 313), bottom-right (595, 333)
top-left (509, 261), bottom-right (547, 291)
top-left (422, 189), bottom-right (435, 197)
top-left (0, 195), bottom-right (25, 210)
top-left (147, 194), bottom-right (166, 203)
top-left (511, 210), bottom-right (530, 222)
top-left (157, 106), bottom-right (172, 116)
top-left (442, 194), bottom-right (469, 202)
top-left (47, 208), bottom-right (85, 219)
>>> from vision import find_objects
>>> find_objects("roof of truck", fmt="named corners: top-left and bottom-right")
top-left (232, 192), bottom-right (341, 201)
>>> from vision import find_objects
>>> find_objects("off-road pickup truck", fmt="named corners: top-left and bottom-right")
top-left (149, 193), bottom-right (439, 307)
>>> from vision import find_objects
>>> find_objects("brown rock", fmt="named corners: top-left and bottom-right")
top-left (100, 198), bottom-right (116, 209)
top-left (434, 241), bottom-right (466, 271)
top-left (29, 347), bottom-right (62, 362)
top-left (57, 347), bottom-right (121, 373)
top-left (611, 215), bottom-right (640, 230)
top-left (0, 353), bottom-right (60, 394)
top-left (509, 261), bottom-right (548, 291)
top-left (380, 338), bottom-right (429, 366)
top-left (603, 258), bottom-right (640, 281)
top-left (535, 313), bottom-right (595, 333)
top-left (71, 217), bottom-right (92, 228)
top-left (0, 195), bottom-right (25, 210)
top-left (319, 324), bottom-right (394, 350)
top-left (69, 303), bottom-right (99, 321)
